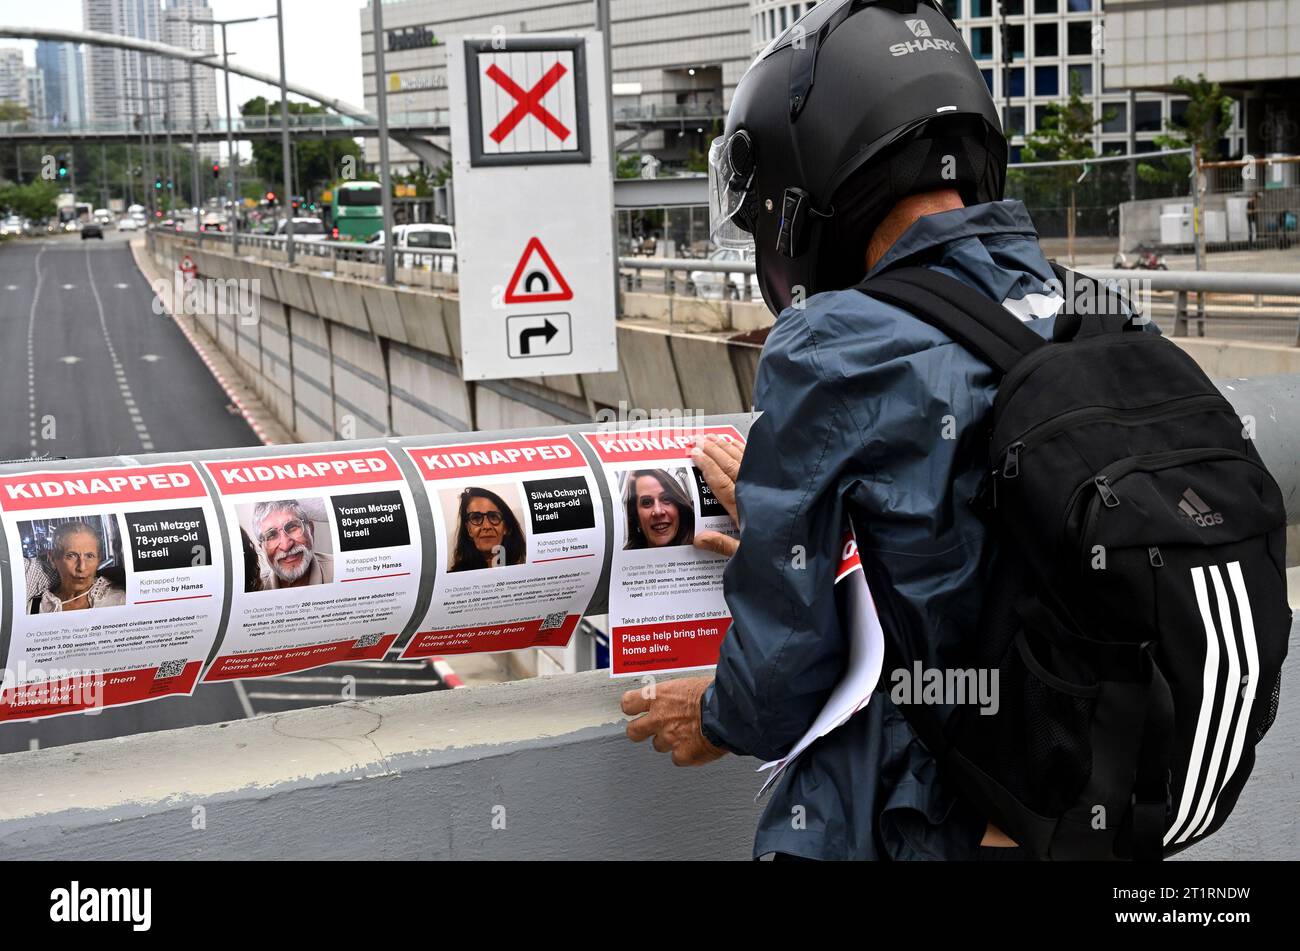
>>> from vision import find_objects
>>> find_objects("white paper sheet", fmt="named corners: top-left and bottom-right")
top-left (757, 528), bottom-right (885, 798)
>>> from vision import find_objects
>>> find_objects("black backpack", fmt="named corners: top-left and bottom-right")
top-left (855, 265), bottom-right (1291, 861)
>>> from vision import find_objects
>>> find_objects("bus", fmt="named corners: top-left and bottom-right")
top-left (328, 180), bottom-right (383, 241)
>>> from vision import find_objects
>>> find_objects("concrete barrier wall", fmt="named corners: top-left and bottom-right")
top-left (0, 608), bottom-right (1295, 861)
top-left (151, 234), bottom-right (767, 439)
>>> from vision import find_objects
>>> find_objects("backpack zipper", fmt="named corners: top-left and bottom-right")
top-left (998, 393), bottom-right (1231, 478)
top-left (1071, 447), bottom-right (1268, 563)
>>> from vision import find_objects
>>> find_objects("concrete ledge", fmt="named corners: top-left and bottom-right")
top-left (0, 671), bottom-right (764, 860)
top-left (1176, 338), bottom-right (1300, 379)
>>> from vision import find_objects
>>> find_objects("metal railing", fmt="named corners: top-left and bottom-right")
top-left (616, 257), bottom-right (1300, 344)
top-left (618, 255), bottom-right (761, 303)
top-left (158, 227), bottom-right (459, 281)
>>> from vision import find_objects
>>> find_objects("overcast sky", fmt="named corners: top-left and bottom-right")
top-left (1, 0), bottom-right (370, 114)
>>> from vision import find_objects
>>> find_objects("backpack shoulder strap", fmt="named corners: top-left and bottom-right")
top-left (856, 266), bottom-right (1047, 376)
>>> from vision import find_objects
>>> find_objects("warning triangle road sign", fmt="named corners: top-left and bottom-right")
top-left (503, 236), bottom-right (574, 304)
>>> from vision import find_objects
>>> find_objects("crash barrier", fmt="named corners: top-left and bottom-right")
top-left (620, 259), bottom-right (1300, 344)
top-left (143, 232), bottom-right (762, 442)
top-left (0, 415), bottom-right (748, 721)
top-left (181, 229), bottom-right (459, 289)
top-left (1, 376), bottom-right (1298, 724)
top-left (0, 634), bottom-right (1296, 860)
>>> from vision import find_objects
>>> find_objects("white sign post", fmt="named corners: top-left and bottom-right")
top-left (448, 34), bottom-right (618, 381)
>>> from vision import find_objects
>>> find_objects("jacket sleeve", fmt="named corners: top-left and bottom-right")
top-left (700, 307), bottom-right (867, 762)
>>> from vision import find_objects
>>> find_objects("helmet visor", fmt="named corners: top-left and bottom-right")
top-left (708, 134), bottom-right (757, 250)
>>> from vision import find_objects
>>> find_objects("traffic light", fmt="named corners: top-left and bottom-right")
top-left (57, 156), bottom-right (67, 179)
top-left (154, 178), bottom-right (163, 191)
top-left (166, 179), bottom-right (173, 191)
top-left (211, 162), bottom-right (220, 180)
top-left (265, 191), bottom-right (276, 204)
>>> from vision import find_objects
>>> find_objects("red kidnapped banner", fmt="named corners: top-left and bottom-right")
top-left (408, 436), bottom-right (583, 481)
top-left (612, 616), bottom-right (731, 675)
top-left (583, 426), bottom-right (744, 464)
top-left (402, 613), bottom-right (579, 657)
top-left (204, 634), bottom-right (398, 681)
top-left (205, 450), bottom-right (400, 496)
top-left (0, 661), bottom-right (201, 721)
top-left (0, 464), bottom-right (204, 513)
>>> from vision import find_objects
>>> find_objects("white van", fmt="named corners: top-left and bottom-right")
top-left (371, 224), bottom-right (456, 272)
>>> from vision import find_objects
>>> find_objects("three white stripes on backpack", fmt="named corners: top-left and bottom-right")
top-left (1165, 562), bottom-right (1260, 846)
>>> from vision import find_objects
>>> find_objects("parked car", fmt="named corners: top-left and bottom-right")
top-left (81, 221), bottom-right (104, 240)
top-left (690, 247), bottom-right (759, 300)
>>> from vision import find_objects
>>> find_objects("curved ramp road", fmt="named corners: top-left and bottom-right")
top-left (0, 233), bottom-right (261, 751)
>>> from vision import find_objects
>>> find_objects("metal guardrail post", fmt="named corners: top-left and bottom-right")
top-left (1174, 290), bottom-right (1188, 337)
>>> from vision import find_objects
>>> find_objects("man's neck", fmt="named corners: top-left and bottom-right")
top-left (866, 189), bottom-right (965, 271)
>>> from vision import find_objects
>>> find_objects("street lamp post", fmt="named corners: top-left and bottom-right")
top-left (275, 0), bottom-right (295, 266)
top-left (371, 0), bottom-right (396, 285)
top-left (168, 14), bottom-right (273, 255)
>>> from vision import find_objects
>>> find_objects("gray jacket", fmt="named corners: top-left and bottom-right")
top-left (701, 200), bottom-right (1083, 860)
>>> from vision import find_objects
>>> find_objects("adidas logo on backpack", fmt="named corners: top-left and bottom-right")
top-left (859, 264), bottom-right (1291, 862)
top-left (1179, 487), bottom-right (1225, 528)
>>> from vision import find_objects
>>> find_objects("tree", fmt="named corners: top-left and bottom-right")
top-left (240, 96), bottom-right (363, 198)
top-left (1138, 74), bottom-right (1235, 187)
top-left (0, 100), bottom-right (30, 121)
top-left (1021, 73), bottom-right (1111, 264)
top-left (0, 179), bottom-right (61, 221)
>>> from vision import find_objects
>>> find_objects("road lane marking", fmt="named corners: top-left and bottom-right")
top-left (58, 355), bottom-right (81, 364)
top-left (27, 244), bottom-right (48, 456)
top-left (85, 248), bottom-right (155, 454)
top-left (232, 680), bottom-right (255, 718)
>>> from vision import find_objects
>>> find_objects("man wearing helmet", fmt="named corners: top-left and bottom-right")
top-left (622, 0), bottom-right (1083, 859)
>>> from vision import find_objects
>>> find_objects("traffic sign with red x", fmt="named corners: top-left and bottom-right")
top-left (486, 62), bottom-right (571, 144)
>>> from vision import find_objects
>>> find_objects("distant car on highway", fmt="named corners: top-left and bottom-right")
top-left (201, 214), bottom-right (229, 233)
top-left (81, 221), bottom-right (104, 240)
top-left (690, 247), bottom-right (759, 300)
top-left (275, 217), bottom-right (327, 241)
top-left (117, 216), bottom-right (140, 232)
top-left (1, 216), bottom-right (27, 237)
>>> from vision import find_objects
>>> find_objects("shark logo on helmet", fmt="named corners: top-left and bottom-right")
top-left (890, 17), bottom-right (958, 56)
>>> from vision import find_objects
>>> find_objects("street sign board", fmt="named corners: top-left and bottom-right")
top-left (449, 33), bottom-right (617, 381)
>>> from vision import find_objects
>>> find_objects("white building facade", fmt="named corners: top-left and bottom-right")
top-left (752, 0), bottom-right (1249, 160)
top-left (359, 0), bottom-right (754, 173)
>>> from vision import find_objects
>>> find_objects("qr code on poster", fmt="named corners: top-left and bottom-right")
top-left (539, 611), bottom-right (566, 631)
top-left (353, 634), bottom-right (382, 648)
top-left (155, 659), bottom-right (187, 680)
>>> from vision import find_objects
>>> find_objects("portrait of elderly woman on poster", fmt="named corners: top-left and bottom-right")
top-left (28, 520), bottom-right (127, 614)
top-left (623, 468), bottom-right (695, 550)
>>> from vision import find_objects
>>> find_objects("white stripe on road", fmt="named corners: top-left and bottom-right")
top-left (1167, 566), bottom-right (1223, 846)
top-left (85, 248), bottom-right (155, 453)
top-left (232, 679), bottom-right (256, 719)
top-left (26, 244), bottom-right (48, 456)
top-left (1177, 565), bottom-right (1241, 844)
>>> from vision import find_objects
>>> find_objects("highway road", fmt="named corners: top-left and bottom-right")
top-left (0, 231), bottom-right (445, 753)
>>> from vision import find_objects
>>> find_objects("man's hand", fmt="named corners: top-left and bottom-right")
top-left (691, 434), bottom-right (744, 558)
top-left (621, 676), bottom-right (727, 767)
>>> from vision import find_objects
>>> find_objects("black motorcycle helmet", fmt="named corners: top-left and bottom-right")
top-left (709, 0), bottom-right (1008, 315)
